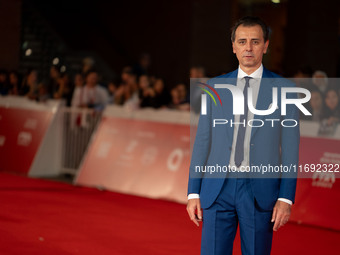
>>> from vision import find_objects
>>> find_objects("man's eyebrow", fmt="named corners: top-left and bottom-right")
top-left (237, 38), bottom-right (261, 41)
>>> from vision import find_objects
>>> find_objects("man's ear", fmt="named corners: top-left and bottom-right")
top-left (263, 40), bottom-right (269, 54)
top-left (232, 42), bottom-right (236, 54)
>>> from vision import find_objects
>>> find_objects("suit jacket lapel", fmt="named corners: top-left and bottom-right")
top-left (251, 67), bottom-right (276, 139)
top-left (224, 70), bottom-right (238, 139)
top-left (211, 69), bottom-right (238, 141)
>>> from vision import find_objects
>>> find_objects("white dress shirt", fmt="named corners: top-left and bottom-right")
top-left (188, 65), bottom-right (292, 205)
top-left (71, 86), bottom-right (83, 107)
top-left (81, 84), bottom-right (109, 107)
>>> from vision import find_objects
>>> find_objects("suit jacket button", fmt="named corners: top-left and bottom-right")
top-left (229, 146), bottom-right (232, 150)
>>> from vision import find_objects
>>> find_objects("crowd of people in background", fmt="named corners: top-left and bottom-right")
top-left (0, 56), bottom-right (339, 134)
top-left (293, 67), bottom-right (340, 134)
top-left (0, 67), bottom-right (72, 105)
top-left (0, 54), bottom-right (192, 112)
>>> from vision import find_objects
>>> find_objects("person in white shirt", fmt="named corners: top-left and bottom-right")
top-left (81, 70), bottom-right (109, 110)
top-left (71, 73), bottom-right (84, 108)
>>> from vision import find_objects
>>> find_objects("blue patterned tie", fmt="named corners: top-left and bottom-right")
top-left (234, 76), bottom-right (251, 167)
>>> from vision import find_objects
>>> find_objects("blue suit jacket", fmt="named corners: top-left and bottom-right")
top-left (188, 67), bottom-right (299, 211)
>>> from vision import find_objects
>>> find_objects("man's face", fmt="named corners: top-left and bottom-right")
top-left (325, 90), bottom-right (339, 110)
top-left (86, 72), bottom-right (98, 86)
top-left (232, 24), bottom-right (269, 72)
top-left (310, 91), bottom-right (322, 110)
top-left (190, 68), bottom-right (199, 78)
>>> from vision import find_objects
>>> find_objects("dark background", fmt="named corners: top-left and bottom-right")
top-left (1, 0), bottom-right (340, 87)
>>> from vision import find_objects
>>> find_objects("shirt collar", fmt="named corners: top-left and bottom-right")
top-left (237, 64), bottom-right (263, 79)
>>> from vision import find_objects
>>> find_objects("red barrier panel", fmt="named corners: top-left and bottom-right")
top-left (75, 116), bottom-right (190, 203)
top-left (290, 137), bottom-right (340, 230)
top-left (0, 107), bottom-right (52, 174)
top-left (292, 179), bottom-right (340, 230)
top-left (75, 112), bottom-right (340, 229)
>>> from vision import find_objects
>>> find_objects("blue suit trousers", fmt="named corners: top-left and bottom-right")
top-left (201, 178), bottom-right (274, 255)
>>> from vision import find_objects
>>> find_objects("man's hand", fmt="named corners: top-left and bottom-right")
top-left (186, 198), bottom-right (202, 227)
top-left (271, 200), bottom-right (291, 231)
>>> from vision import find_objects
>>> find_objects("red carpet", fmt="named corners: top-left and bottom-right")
top-left (0, 172), bottom-right (339, 255)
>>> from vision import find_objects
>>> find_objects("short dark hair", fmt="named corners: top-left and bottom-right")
top-left (231, 16), bottom-right (270, 42)
top-left (85, 69), bottom-right (98, 77)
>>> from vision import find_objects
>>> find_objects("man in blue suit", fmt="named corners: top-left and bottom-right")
top-left (187, 16), bottom-right (299, 255)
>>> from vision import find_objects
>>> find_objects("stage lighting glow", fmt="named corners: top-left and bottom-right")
top-left (52, 57), bottom-right (60, 65)
top-left (22, 41), bottom-right (28, 49)
top-left (25, 48), bottom-right (32, 56)
top-left (272, 0), bottom-right (280, 3)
